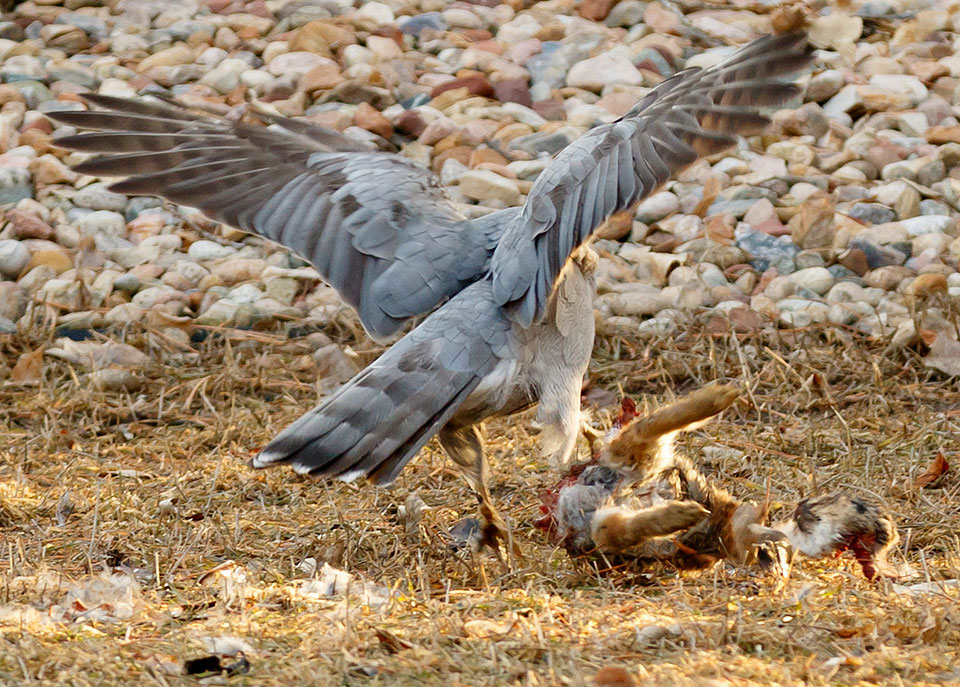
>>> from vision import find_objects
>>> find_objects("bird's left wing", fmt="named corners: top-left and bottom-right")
top-left (48, 94), bottom-right (495, 341)
top-left (490, 32), bottom-right (811, 326)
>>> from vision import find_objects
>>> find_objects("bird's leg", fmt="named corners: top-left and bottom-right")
top-left (439, 424), bottom-right (516, 560)
top-left (538, 374), bottom-right (585, 469)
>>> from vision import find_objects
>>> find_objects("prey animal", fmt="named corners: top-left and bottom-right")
top-left (538, 385), bottom-right (900, 579)
top-left (50, 33), bottom-right (811, 551)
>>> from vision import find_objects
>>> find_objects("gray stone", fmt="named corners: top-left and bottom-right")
top-left (76, 210), bottom-right (127, 237)
top-left (188, 240), bottom-right (236, 261)
top-left (848, 238), bottom-right (906, 268)
top-left (777, 299), bottom-right (830, 327)
top-left (735, 226), bottom-right (799, 273)
top-left (510, 130), bottom-right (575, 156)
top-left (74, 183), bottom-right (129, 212)
top-left (848, 202), bottom-right (896, 225)
top-left (917, 159), bottom-right (946, 187)
top-left (0, 239), bottom-right (29, 278)
top-left (398, 12), bottom-right (447, 36)
top-left (8, 81), bottom-right (53, 108)
top-left (113, 273), bottom-right (142, 294)
top-left (0, 168), bottom-right (33, 205)
top-left (919, 200), bottom-right (951, 216)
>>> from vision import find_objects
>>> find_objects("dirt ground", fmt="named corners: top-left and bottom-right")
top-left (1, 314), bottom-right (959, 686)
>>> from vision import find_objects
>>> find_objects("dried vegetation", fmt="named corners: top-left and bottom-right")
top-left (1, 304), bottom-right (959, 686)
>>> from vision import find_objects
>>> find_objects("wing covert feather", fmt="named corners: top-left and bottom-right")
top-left (49, 95), bottom-right (496, 340)
top-left (490, 32), bottom-right (811, 326)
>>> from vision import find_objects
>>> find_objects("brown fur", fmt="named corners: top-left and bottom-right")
top-left (602, 384), bottom-right (739, 482)
top-left (541, 384), bottom-right (900, 580)
top-left (591, 500), bottom-right (708, 552)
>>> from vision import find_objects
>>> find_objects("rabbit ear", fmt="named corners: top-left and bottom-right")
top-left (601, 384), bottom-right (739, 477)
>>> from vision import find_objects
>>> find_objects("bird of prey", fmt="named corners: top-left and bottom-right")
top-left (50, 32), bottom-right (811, 551)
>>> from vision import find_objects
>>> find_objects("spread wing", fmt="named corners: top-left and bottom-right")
top-left (490, 32), bottom-right (812, 326)
top-left (49, 94), bottom-right (497, 341)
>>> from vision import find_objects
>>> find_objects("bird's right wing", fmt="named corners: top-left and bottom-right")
top-left (49, 95), bottom-right (495, 340)
top-left (490, 32), bottom-right (811, 326)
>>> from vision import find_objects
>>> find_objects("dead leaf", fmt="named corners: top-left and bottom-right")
top-left (374, 628), bottom-right (414, 654)
top-left (45, 338), bottom-right (149, 371)
top-left (693, 175), bottom-right (721, 217)
top-left (704, 214), bottom-right (734, 243)
top-left (771, 5), bottom-right (808, 33)
top-left (915, 453), bottom-right (949, 489)
top-left (462, 612), bottom-right (518, 639)
top-left (55, 491), bottom-right (73, 526)
top-left (594, 666), bottom-right (636, 687)
top-left (920, 329), bottom-right (960, 377)
top-left (10, 349), bottom-right (43, 384)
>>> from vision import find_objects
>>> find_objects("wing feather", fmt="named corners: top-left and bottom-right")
top-left (490, 32), bottom-right (811, 325)
top-left (49, 95), bottom-right (497, 340)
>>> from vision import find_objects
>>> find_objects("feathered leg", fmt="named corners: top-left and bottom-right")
top-left (438, 424), bottom-right (512, 555)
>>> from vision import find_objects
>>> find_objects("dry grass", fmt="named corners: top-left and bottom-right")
top-left (1, 307), bottom-right (959, 686)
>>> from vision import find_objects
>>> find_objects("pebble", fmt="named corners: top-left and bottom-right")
top-left (75, 211), bottom-right (127, 237)
top-left (188, 240), bottom-right (236, 261)
top-left (74, 183), bottom-right (128, 212)
top-left (459, 170), bottom-right (521, 205)
top-left (0, 0), bottom-right (948, 356)
top-left (0, 239), bottom-right (30, 277)
top-left (788, 267), bottom-right (834, 295)
top-left (566, 51), bottom-right (643, 91)
top-left (635, 192), bottom-right (679, 224)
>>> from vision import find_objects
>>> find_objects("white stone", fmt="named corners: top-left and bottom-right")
top-left (635, 191), bottom-right (679, 224)
top-left (823, 84), bottom-right (861, 119)
top-left (226, 283), bottom-right (265, 304)
top-left (75, 210), bottom-right (126, 237)
top-left (0, 239), bottom-right (29, 277)
top-left (777, 299), bottom-right (831, 327)
top-left (104, 302), bottom-right (145, 326)
top-left (897, 112), bottom-right (929, 137)
top-left (900, 215), bottom-right (954, 236)
top-left (809, 14), bottom-right (862, 50)
top-left (459, 170), bottom-right (521, 205)
top-left (188, 240), bottom-right (236, 261)
top-left (440, 157), bottom-right (468, 185)
top-left (268, 52), bottom-right (336, 79)
top-left (567, 52), bottom-right (642, 91)
top-left (443, 8), bottom-right (483, 29)
top-left (353, 2), bottom-right (395, 30)
top-left (868, 74), bottom-right (927, 104)
top-left (789, 267), bottom-right (834, 295)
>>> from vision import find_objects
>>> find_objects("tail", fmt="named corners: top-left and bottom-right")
top-left (252, 286), bottom-right (505, 485)
top-left (601, 384), bottom-right (739, 480)
top-left (253, 349), bottom-right (480, 484)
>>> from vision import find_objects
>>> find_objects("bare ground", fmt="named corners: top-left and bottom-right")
top-left (1, 311), bottom-right (959, 687)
